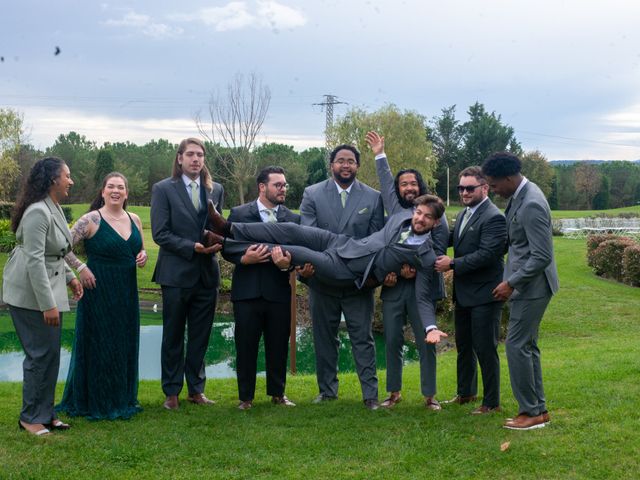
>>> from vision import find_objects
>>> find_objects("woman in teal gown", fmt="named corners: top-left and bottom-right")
top-left (57, 172), bottom-right (148, 420)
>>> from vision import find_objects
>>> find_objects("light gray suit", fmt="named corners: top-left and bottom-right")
top-left (2, 196), bottom-right (75, 424)
top-left (504, 179), bottom-right (559, 416)
top-left (375, 154), bottom-right (448, 397)
top-left (299, 178), bottom-right (384, 401)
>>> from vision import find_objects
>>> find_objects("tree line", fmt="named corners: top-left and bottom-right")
top-left (1, 105), bottom-right (639, 211)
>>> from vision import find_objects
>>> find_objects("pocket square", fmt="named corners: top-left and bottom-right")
top-left (358, 208), bottom-right (369, 214)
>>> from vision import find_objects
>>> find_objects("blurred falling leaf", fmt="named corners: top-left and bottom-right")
top-left (500, 441), bottom-right (511, 452)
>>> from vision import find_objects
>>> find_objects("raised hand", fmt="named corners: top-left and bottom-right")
top-left (365, 131), bottom-right (385, 156)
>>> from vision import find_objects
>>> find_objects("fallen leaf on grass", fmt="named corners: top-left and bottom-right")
top-left (500, 441), bottom-right (511, 452)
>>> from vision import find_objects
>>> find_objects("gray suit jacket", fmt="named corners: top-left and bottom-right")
top-left (151, 176), bottom-right (224, 288)
top-left (375, 154), bottom-right (448, 301)
top-left (450, 198), bottom-right (506, 307)
top-left (299, 177), bottom-right (384, 296)
top-left (504, 180), bottom-right (559, 300)
top-left (2, 197), bottom-right (75, 312)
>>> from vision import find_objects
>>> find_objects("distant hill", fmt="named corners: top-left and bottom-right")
top-left (550, 159), bottom-right (640, 165)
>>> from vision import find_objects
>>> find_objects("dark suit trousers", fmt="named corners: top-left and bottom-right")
top-left (234, 298), bottom-right (290, 401)
top-left (161, 282), bottom-right (217, 396)
top-left (454, 302), bottom-right (502, 407)
top-left (10, 306), bottom-right (62, 424)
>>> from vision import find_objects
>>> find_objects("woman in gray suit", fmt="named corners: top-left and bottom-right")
top-left (2, 157), bottom-right (83, 436)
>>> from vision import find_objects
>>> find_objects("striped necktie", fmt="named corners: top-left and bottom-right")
top-left (264, 208), bottom-right (277, 223)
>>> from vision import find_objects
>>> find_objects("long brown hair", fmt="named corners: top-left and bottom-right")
top-left (11, 157), bottom-right (66, 232)
top-left (89, 172), bottom-right (129, 211)
top-left (172, 138), bottom-right (213, 190)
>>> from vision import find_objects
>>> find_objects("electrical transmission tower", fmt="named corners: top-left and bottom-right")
top-left (313, 94), bottom-right (347, 157)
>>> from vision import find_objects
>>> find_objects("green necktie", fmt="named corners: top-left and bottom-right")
top-left (398, 228), bottom-right (411, 244)
top-left (340, 190), bottom-right (347, 208)
top-left (190, 181), bottom-right (200, 211)
top-left (458, 207), bottom-right (471, 235)
top-left (264, 208), bottom-right (277, 223)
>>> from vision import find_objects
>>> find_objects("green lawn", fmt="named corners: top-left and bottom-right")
top-left (0, 237), bottom-right (639, 478)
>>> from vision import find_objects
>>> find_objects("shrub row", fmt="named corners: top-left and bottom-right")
top-left (587, 234), bottom-right (640, 287)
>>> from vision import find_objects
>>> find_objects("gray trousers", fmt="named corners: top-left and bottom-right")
top-left (505, 295), bottom-right (551, 416)
top-left (382, 286), bottom-right (436, 397)
top-left (10, 305), bottom-right (62, 424)
top-left (309, 288), bottom-right (378, 401)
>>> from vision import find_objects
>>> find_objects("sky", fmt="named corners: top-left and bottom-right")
top-left (2, 0), bottom-right (640, 160)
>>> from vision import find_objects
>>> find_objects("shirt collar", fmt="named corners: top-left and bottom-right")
top-left (467, 196), bottom-right (489, 216)
top-left (512, 176), bottom-right (528, 200)
top-left (334, 180), bottom-right (353, 195)
top-left (182, 174), bottom-right (200, 188)
top-left (257, 198), bottom-right (279, 213)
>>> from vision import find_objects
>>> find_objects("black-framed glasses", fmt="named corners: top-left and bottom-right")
top-left (270, 182), bottom-right (289, 190)
top-left (457, 184), bottom-right (484, 193)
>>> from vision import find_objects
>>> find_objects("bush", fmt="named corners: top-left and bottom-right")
top-left (62, 206), bottom-right (73, 223)
top-left (0, 202), bottom-right (13, 219)
top-left (587, 234), bottom-right (622, 268)
top-left (0, 219), bottom-right (16, 252)
top-left (591, 238), bottom-right (637, 281)
top-left (622, 245), bottom-right (640, 286)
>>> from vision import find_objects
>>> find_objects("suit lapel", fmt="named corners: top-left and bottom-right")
top-left (506, 182), bottom-right (529, 226)
top-left (337, 181), bottom-right (362, 232)
top-left (325, 180), bottom-right (343, 227)
top-left (44, 196), bottom-right (72, 245)
top-left (457, 200), bottom-right (489, 243)
top-left (172, 179), bottom-right (200, 225)
top-left (249, 201), bottom-right (262, 222)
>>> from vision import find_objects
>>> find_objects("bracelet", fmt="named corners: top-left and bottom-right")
top-left (77, 263), bottom-right (87, 272)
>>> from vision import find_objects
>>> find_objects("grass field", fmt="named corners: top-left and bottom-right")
top-left (0, 237), bottom-right (639, 479)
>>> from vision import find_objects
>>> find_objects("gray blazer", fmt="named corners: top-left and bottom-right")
top-left (2, 197), bottom-right (75, 312)
top-left (505, 180), bottom-right (559, 300)
top-left (375, 154), bottom-right (448, 301)
top-left (299, 177), bottom-right (384, 295)
top-left (151, 176), bottom-right (224, 289)
top-left (450, 198), bottom-right (506, 307)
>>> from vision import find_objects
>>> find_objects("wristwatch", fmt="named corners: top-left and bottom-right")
top-left (449, 260), bottom-right (455, 270)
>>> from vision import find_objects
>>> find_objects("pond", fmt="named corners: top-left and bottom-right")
top-left (0, 311), bottom-right (420, 381)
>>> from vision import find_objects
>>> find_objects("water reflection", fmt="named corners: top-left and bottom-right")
top-left (0, 314), bottom-right (419, 381)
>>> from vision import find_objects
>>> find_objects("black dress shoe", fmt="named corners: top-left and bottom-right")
top-left (442, 395), bottom-right (478, 405)
top-left (364, 399), bottom-right (379, 410)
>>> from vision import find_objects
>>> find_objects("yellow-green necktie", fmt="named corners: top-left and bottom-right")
top-left (265, 208), bottom-right (277, 223)
top-left (340, 190), bottom-right (347, 208)
top-left (398, 229), bottom-right (411, 244)
top-left (190, 181), bottom-right (200, 210)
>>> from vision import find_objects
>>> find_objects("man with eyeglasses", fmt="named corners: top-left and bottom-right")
top-left (434, 166), bottom-right (507, 415)
top-left (151, 137), bottom-right (224, 410)
top-left (222, 166), bottom-right (305, 410)
top-left (299, 144), bottom-right (384, 410)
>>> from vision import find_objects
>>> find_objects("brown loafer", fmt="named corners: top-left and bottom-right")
top-left (442, 395), bottom-right (478, 405)
top-left (542, 411), bottom-right (551, 425)
top-left (503, 413), bottom-right (546, 430)
top-left (187, 393), bottom-right (215, 405)
top-left (380, 392), bottom-right (402, 408)
top-left (163, 395), bottom-right (179, 410)
top-left (471, 405), bottom-right (502, 415)
top-left (272, 395), bottom-right (296, 407)
top-left (424, 396), bottom-right (441, 411)
top-left (238, 400), bottom-right (253, 411)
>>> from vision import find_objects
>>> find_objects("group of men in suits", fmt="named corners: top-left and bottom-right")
top-left (150, 135), bottom-right (558, 430)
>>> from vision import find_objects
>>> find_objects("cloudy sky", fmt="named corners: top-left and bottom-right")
top-left (2, 0), bottom-right (639, 160)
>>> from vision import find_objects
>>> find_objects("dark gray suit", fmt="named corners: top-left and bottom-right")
top-left (151, 176), bottom-right (224, 397)
top-left (375, 154), bottom-right (448, 397)
top-left (223, 201), bottom-right (299, 402)
top-left (450, 198), bottom-right (506, 408)
top-left (504, 180), bottom-right (559, 416)
top-left (299, 178), bottom-right (384, 401)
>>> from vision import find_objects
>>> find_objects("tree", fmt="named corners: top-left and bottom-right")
top-left (520, 150), bottom-right (554, 198)
top-left (574, 163), bottom-right (601, 209)
top-left (253, 142), bottom-right (305, 207)
top-left (46, 132), bottom-right (97, 202)
top-left (328, 104), bottom-right (436, 190)
top-left (300, 147), bottom-right (328, 186)
top-left (592, 175), bottom-right (611, 210)
top-left (461, 102), bottom-right (522, 166)
top-left (0, 109), bottom-right (24, 201)
top-left (94, 148), bottom-right (114, 186)
top-left (427, 105), bottom-right (464, 201)
top-left (196, 73), bottom-right (271, 204)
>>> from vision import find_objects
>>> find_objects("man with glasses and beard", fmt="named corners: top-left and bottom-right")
top-left (365, 131), bottom-right (448, 410)
top-left (299, 144), bottom-right (384, 410)
top-left (222, 166), bottom-right (303, 411)
top-left (434, 166), bottom-right (507, 414)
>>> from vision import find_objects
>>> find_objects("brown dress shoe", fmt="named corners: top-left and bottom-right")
top-left (272, 395), bottom-right (296, 407)
top-left (163, 395), bottom-right (179, 410)
top-left (207, 200), bottom-right (230, 235)
top-left (238, 400), bottom-right (253, 411)
top-left (442, 395), bottom-right (478, 405)
top-left (202, 230), bottom-right (224, 248)
top-left (503, 413), bottom-right (546, 430)
top-left (542, 411), bottom-right (551, 424)
top-left (187, 393), bottom-right (215, 405)
top-left (380, 392), bottom-right (402, 408)
top-left (425, 396), bottom-right (441, 411)
top-left (471, 405), bottom-right (502, 415)
top-left (364, 399), bottom-right (379, 410)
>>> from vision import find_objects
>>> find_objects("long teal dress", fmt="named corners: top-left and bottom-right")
top-left (57, 212), bottom-right (143, 420)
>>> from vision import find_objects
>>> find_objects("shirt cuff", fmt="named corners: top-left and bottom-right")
top-left (374, 153), bottom-right (386, 160)
top-left (425, 325), bottom-right (437, 333)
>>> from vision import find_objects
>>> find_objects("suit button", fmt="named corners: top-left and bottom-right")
top-left (54, 272), bottom-right (59, 276)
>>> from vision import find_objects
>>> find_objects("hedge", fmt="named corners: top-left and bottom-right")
top-left (587, 234), bottom-right (640, 287)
